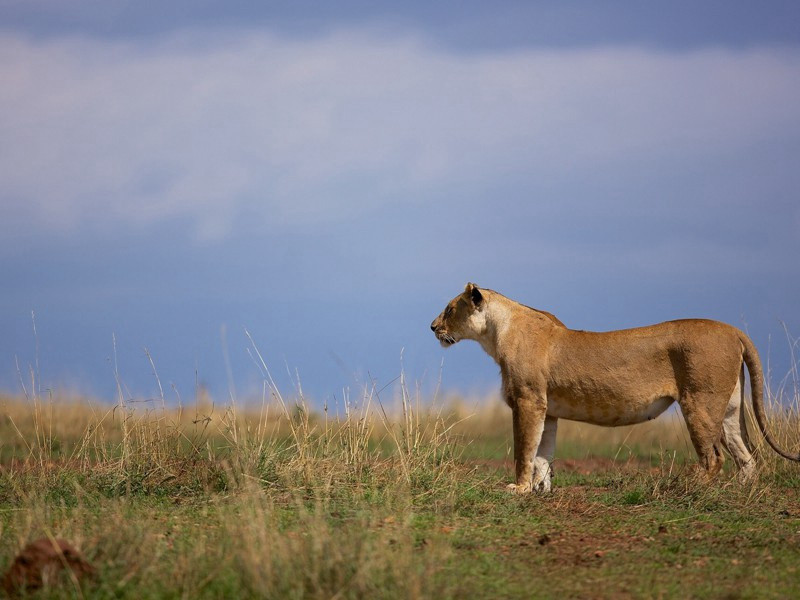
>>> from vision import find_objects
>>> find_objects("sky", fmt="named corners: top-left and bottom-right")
top-left (1, 1), bottom-right (799, 408)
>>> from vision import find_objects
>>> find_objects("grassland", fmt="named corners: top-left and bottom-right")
top-left (1, 377), bottom-right (800, 599)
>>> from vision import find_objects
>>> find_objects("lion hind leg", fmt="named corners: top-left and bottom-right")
top-left (680, 394), bottom-right (727, 476)
top-left (721, 370), bottom-right (756, 481)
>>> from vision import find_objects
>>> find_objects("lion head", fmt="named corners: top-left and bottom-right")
top-left (430, 283), bottom-right (486, 347)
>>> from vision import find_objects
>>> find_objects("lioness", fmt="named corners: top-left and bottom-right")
top-left (431, 283), bottom-right (799, 492)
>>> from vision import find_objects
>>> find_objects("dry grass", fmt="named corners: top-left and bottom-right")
top-left (2, 369), bottom-right (799, 482)
top-left (0, 378), bottom-right (466, 598)
top-left (1, 359), bottom-right (800, 597)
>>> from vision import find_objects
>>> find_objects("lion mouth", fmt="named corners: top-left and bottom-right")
top-left (437, 333), bottom-right (457, 347)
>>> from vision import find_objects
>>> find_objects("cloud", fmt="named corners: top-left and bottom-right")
top-left (1, 29), bottom-right (799, 243)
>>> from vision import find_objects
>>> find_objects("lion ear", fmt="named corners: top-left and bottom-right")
top-left (465, 283), bottom-right (483, 307)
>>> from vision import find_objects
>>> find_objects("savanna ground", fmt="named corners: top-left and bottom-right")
top-left (2, 369), bottom-right (800, 599)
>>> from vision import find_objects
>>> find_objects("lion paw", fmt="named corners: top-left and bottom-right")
top-left (532, 477), bottom-right (552, 494)
top-left (506, 482), bottom-right (533, 495)
top-left (737, 460), bottom-right (757, 483)
top-left (532, 458), bottom-right (552, 493)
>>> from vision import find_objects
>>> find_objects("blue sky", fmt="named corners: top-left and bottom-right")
top-left (1, 1), bottom-right (799, 406)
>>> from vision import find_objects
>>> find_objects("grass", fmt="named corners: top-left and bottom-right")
top-left (1, 372), bottom-right (800, 598)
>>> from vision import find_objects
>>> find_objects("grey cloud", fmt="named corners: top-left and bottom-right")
top-left (1, 31), bottom-right (799, 245)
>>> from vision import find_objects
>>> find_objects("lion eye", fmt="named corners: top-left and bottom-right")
top-left (444, 307), bottom-right (453, 318)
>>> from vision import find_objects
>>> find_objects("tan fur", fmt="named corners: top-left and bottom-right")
top-left (430, 283), bottom-right (798, 493)
top-left (2, 538), bottom-right (95, 596)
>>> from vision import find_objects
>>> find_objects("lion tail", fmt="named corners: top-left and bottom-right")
top-left (740, 332), bottom-right (800, 462)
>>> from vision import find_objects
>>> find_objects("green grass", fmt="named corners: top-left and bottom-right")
top-left (1, 391), bottom-right (800, 598)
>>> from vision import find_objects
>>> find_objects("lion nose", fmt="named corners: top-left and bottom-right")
top-left (430, 322), bottom-right (437, 332)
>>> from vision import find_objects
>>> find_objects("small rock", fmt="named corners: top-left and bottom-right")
top-left (538, 534), bottom-right (551, 546)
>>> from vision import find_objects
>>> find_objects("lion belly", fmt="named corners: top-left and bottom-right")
top-left (546, 389), bottom-right (676, 426)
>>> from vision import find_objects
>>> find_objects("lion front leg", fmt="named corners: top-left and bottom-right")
top-left (532, 416), bottom-right (558, 493)
top-left (506, 394), bottom-right (547, 495)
